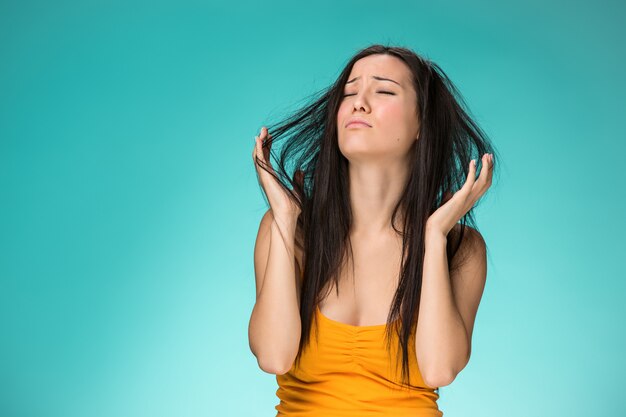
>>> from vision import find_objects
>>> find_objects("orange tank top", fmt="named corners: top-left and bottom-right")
top-left (275, 305), bottom-right (443, 416)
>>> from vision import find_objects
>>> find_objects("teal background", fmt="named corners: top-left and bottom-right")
top-left (1, 0), bottom-right (624, 416)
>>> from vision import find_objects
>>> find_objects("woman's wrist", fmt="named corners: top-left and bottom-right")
top-left (272, 213), bottom-right (299, 234)
top-left (425, 227), bottom-right (447, 248)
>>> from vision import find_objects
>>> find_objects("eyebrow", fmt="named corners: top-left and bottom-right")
top-left (345, 75), bottom-right (402, 87)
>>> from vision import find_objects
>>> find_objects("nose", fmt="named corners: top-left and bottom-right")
top-left (352, 92), bottom-right (369, 113)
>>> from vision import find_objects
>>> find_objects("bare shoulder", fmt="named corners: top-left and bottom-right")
top-left (451, 222), bottom-right (483, 239)
top-left (452, 223), bottom-right (485, 247)
top-left (448, 223), bottom-right (488, 361)
top-left (449, 223), bottom-right (486, 272)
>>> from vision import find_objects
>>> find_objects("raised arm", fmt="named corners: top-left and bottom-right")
top-left (248, 209), bottom-right (302, 374)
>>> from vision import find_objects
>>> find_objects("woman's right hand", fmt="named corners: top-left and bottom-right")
top-left (252, 126), bottom-right (304, 220)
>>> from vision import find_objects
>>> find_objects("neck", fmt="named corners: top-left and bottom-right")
top-left (347, 159), bottom-right (409, 237)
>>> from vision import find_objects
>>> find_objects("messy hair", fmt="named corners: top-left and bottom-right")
top-left (254, 43), bottom-right (500, 391)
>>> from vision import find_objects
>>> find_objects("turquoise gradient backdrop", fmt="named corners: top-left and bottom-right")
top-left (1, 0), bottom-right (624, 416)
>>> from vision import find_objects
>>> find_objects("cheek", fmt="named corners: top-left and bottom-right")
top-left (376, 102), bottom-right (409, 131)
top-left (337, 102), bottom-right (352, 119)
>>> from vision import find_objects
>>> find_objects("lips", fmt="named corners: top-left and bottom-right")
top-left (345, 117), bottom-right (372, 128)
top-left (346, 122), bottom-right (370, 128)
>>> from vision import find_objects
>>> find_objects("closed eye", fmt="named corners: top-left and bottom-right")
top-left (342, 91), bottom-right (395, 97)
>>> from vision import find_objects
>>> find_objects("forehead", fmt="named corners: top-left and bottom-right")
top-left (347, 54), bottom-right (411, 87)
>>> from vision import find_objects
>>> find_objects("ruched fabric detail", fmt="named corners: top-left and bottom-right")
top-left (274, 305), bottom-right (443, 416)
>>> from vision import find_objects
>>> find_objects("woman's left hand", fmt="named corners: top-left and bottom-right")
top-left (426, 153), bottom-right (494, 237)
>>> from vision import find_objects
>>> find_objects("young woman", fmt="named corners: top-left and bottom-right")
top-left (249, 44), bottom-right (499, 416)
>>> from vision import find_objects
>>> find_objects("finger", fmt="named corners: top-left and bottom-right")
top-left (476, 153), bottom-right (493, 189)
top-left (253, 135), bottom-right (263, 166)
top-left (460, 158), bottom-right (486, 211)
top-left (259, 127), bottom-right (270, 145)
top-left (255, 132), bottom-right (275, 173)
top-left (255, 134), bottom-right (267, 164)
top-left (461, 159), bottom-right (477, 194)
top-left (484, 153), bottom-right (494, 188)
top-left (478, 153), bottom-right (489, 180)
top-left (485, 153), bottom-right (494, 183)
top-left (259, 126), bottom-right (272, 162)
top-left (470, 154), bottom-right (493, 201)
top-left (456, 158), bottom-right (481, 208)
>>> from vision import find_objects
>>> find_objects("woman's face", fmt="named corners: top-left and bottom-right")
top-left (337, 54), bottom-right (419, 164)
